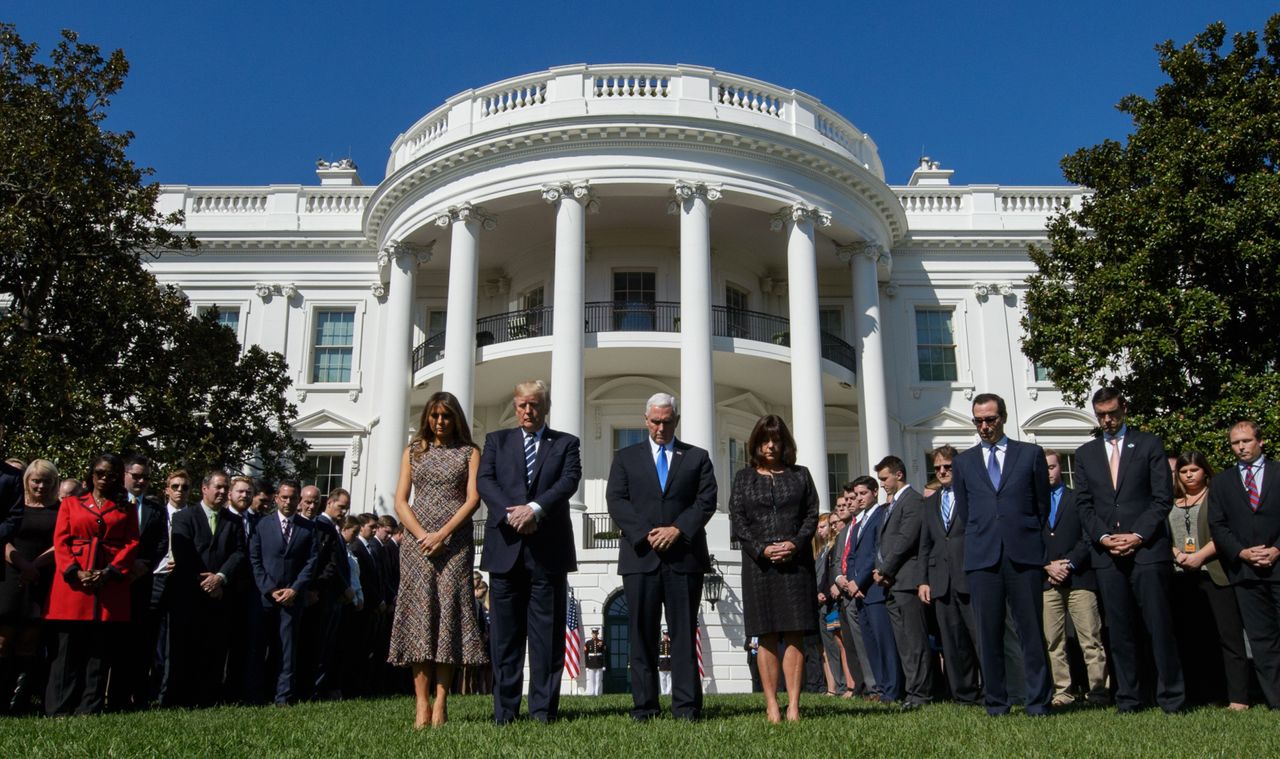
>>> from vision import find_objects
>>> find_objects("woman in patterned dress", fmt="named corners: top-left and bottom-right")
top-left (389, 391), bottom-right (487, 728)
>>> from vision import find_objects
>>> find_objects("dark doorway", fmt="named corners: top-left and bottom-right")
top-left (603, 589), bottom-right (631, 694)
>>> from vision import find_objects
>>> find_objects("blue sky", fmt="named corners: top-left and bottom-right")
top-left (7, 2), bottom-right (1274, 187)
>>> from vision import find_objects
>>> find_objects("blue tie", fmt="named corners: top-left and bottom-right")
top-left (941, 488), bottom-right (953, 531)
top-left (1049, 489), bottom-right (1061, 528)
top-left (656, 445), bottom-right (668, 491)
top-left (986, 445), bottom-right (1002, 489)
top-left (524, 432), bottom-right (537, 485)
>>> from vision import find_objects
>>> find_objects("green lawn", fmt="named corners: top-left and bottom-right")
top-left (2, 694), bottom-right (1275, 758)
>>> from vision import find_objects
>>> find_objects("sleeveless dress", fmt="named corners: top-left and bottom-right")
top-left (387, 444), bottom-right (488, 666)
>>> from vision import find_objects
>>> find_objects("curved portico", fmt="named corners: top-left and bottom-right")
top-left (366, 65), bottom-right (907, 513)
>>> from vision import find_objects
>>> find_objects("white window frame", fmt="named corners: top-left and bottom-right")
top-left (190, 298), bottom-right (251, 347)
top-left (298, 301), bottom-right (366, 391)
top-left (907, 299), bottom-right (973, 393)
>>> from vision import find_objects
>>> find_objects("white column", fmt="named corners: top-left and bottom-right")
top-left (437, 203), bottom-right (493, 423)
top-left (773, 204), bottom-right (831, 513)
top-left (673, 181), bottom-right (719, 452)
top-left (544, 182), bottom-right (593, 509)
top-left (371, 241), bottom-right (433, 515)
top-left (840, 243), bottom-right (893, 478)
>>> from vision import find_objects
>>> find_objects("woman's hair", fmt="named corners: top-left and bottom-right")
top-left (84, 453), bottom-right (125, 499)
top-left (410, 391), bottom-right (476, 453)
top-left (746, 414), bottom-right (798, 469)
top-left (813, 512), bottom-right (837, 557)
top-left (23, 459), bottom-right (61, 505)
top-left (1173, 450), bottom-right (1214, 499)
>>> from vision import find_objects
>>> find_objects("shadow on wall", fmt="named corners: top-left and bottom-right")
top-left (700, 580), bottom-right (745, 695)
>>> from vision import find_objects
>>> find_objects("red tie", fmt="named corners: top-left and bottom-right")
top-left (1246, 464), bottom-right (1261, 512)
top-left (840, 518), bottom-right (859, 575)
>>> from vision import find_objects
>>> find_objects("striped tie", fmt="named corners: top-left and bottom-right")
top-left (941, 489), bottom-right (953, 531)
top-left (1245, 463), bottom-right (1261, 512)
top-left (524, 432), bottom-right (537, 485)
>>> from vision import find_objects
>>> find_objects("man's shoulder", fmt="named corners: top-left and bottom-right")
top-left (542, 427), bottom-right (580, 446)
top-left (1124, 428), bottom-right (1162, 451)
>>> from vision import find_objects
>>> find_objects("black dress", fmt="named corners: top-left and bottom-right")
top-left (0, 503), bottom-right (59, 623)
top-left (729, 466), bottom-right (819, 637)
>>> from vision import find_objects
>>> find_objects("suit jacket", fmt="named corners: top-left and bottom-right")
top-left (477, 426), bottom-right (582, 574)
top-left (168, 504), bottom-right (246, 611)
top-left (311, 513), bottom-right (352, 600)
top-left (249, 514), bottom-right (319, 607)
top-left (1075, 428), bottom-right (1172, 566)
top-left (129, 494), bottom-right (169, 608)
top-left (0, 462), bottom-right (22, 581)
top-left (919, 488), bottom-right (969, 598)
top-left (349, 537), bottom-right (383, 609)
top-left (607, 439), bottom-right (717, 575)
top-left (876, 486), bottom-right (926, 589)
top-left (1208, 460), bottom-right (1280, 584)
top-left (375, 536), bottom-right (399, 602)
top-left (46, 494), bottom-right (140, 622)
top-left (1042, 486), bottom-right (1097, 591)
top-left (952, 438), bottom-right (1050, 572)
top-left (850, 505), bottom-right (888, 605)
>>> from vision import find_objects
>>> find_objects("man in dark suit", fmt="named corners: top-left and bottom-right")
top-left (1208, 420), bottom-right (1280, 707)
top-left (1075, 387), bottom-right (1184, 713)
top-left (345, 513), bottom-right (383, 697)
top-left (297, 485), bottom-right (349, 701)
top-left (224, 475), bottom-right (266, 704)
top-left (250, 479), bottom-right (320, 706)
top-left (951, 392), bottom-right (1052, 716)
top-left (1040, 448), bottom-right (1107, 707)
top-left (165, 470), bottom-right (246, 707)
top-left (843, 476), bottom-right (901, 703)
top-left (918, 444), bottom-right (981, 706)
top-left (477, 379), bottom-right (582, 724)
top-left (872, 455), bottom-right (934, 708)
top-left (308, 487), bottom-right (353, 699)
top-left (829, 489), bottom-right (877, 699)
top-left (105, 455), bottom-right (168, 710)
top-left (606, 392), bottom-right (717, 721)
top-left (150, 469), bottom-right (191, 706)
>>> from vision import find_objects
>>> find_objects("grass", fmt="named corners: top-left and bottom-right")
top-left (2, 694), bottom-right (1277, 758)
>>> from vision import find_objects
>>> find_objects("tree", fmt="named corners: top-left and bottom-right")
top-left (0, 25), bottom-right (308, 480)
top-left (1022, 14), bottom-right (1280, 466)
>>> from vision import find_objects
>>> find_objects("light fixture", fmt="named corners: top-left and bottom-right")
top-left (703, 554), bottom-right (725, 609)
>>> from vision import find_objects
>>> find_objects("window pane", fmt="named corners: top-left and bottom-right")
top-left (915, 309), bottom-right (958, 382)
top-left (819, 308), bottom-right (842, 338)
top-left (826, 452), bottom-right (849, 506)
top-left (613, 428), bottom-right (647, 453)
top-left (305, 454), bottom-right (346, 504)
top-left (311, 310), bottom-right (355, 383)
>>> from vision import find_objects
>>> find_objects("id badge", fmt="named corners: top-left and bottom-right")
top-left (1184, 536), bottom-right (1197, 553)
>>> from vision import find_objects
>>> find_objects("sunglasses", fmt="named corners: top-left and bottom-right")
top-left (972, 416), bottom-right (1002, 426)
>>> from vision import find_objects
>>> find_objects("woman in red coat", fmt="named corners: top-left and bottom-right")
top-left (44, 453), bottom-right (139, 716)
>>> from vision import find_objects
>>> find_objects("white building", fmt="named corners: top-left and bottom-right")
top-left (150, 64), bottom-right (1096, 693)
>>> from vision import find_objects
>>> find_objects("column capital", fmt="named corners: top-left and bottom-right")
top-left (972, 282), bottom-right (1016, 302)
top-left (769, 202), bottom-right (830, 231)
top-left (369, 281), bottom-right (388, 302)
top-left (377, 239), bottom-right (435, 268)
top-left (667, 180), bottom-right (721, 214)
top-left (834, 241), bottom-right (886, 265)
top-left (542, 181), bottom-right (599, 212)
top-left (434, 202), bottom-right (497, 230)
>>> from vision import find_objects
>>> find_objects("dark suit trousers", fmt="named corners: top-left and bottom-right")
top-left (886, 590), bottom-right (934, 705)
top-left (1172, 571), bottom-right (1250, 706)
top-left (298, 598), bottom-right (343, 700)
top-left (623, 565), bottom-right (703, 719)
top-left (1234, 580), bottom-right (1280, 708)
top-left (264, 602), bottom-right (304, 705)
top-left (968, 555), bottom-right (1052, 714)
top-left (489, 558), bottom-right (567, 723)
top-left (933, 590), bottom-right (981, 704)
top-left (166, 598), bottom-right (232, 708)
top-left (857, 599), bottom-right (900, 702)
top-left (45, 622), bottom-right (120, 716)
top-left (1095, 561), bottom-right (1185, 711)
top-left (107, 586), bottom-right (160, 710)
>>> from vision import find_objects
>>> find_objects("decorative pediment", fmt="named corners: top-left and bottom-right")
top-left (717, 391), bottom-right (769, 420)
top-left (905, 407), bottom-right (974, 432)
top-left (1022, 407), bottom-right (1095, 432)
top-left (291, 409), bottom-right (369, 435)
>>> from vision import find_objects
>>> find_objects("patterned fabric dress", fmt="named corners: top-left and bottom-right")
top-left (387, 444), bottom-right (488, 666)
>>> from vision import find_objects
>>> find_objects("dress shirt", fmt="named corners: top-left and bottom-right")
top-left (983, 437), bottom-right (1009, 470)
top-left (1240, 454), bottom-right (1267, 494)
top-left (153, 502), bottom-right (184, 574)
top-left (857, 503), bottom-right (880, 541)
top-left (648, 436), bottom-right (674, 470)
top-left (522, 426), bottom-right (546, 520)
top-left (200, 502), bottom-right (228, 582)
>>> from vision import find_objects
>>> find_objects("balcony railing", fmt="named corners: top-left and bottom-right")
top-left (412, 301), bottom-right (856, 374)
top-left (583, 512), bottom-right (620, 550)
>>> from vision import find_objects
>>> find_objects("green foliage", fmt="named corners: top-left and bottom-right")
top-left (0, 25), bottom-right (307, 480)
top-left (1023, 15), bottom-right (1280, 467)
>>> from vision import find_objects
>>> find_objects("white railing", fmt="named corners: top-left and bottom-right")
top-left (388, 64), bottom-right (883, 178)
top-left (998, 191), bottom-right (1074, 213)
top-left (898, 193), bottom-right (966, 213)
top-left (190, 192), bottom-right (268, 214)
top-left (304, 192), bottom-right (369, 214)
top-left (594, 72), bottom-right (670, 98)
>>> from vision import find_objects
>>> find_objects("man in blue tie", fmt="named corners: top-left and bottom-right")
top-left (606, 393), bottom-right (717, 721)
top-left (950, 393), bottom-right (1052, 715)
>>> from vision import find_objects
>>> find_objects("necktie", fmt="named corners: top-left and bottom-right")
top-left (840, 521), bottom-right (856, 575)
top-left (1245, 463), bottom-right (1261, 512)
top-left (207, 509), bottom-right (217, 535)
top-left (987, 445), bottom-right (1002, 489)
top-left (941, 489), bottom-right (953, 531)
top-left (524, 432), bottom-right (537, 484)
top-left (282, 516), bottom-right (292, 543)
top-left (1049, 490), bottom-right (1060, 529)
top-left (656, 444), bottom-right (668, 491)
top-left (1109, 438), bottom-right (1121, 489)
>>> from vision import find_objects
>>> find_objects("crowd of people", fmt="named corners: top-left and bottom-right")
top-left (1, 380), bottom-right (1278, 725)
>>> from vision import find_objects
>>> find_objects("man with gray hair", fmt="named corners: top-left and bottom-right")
top-left (606, 392), bottom-right (717, 721)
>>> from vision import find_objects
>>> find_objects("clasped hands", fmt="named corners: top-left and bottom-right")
top-left (1239, 545), bottom-right (1280, 569)
top-left (1043, 559), bottom-right (1071, 586)
top-left (198, 571), bottom-right (225, 599)
top-left (506, 504), bottom-right (538, 535)
top-left (76, 569), bottom-right (107, 590)
top-left (834, 575), bottom-right (863, 600)
top-left (763, 540), bottom-right (796, 565)
top-left (270, 587), bottom-right (298, 607)
top-left (1101, 533), bottom-right (1142, 556)
top-left (648, 526), bottom-right (682, 553)
top-left (417, 530), bottom-right (448, 557)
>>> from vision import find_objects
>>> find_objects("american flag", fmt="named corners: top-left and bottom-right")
top-left (695, 623), bottom-right (705, 678)
top-left (564, 589), bottom-right (583, 680)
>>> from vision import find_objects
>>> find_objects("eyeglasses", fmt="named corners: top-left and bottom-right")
top-left (972, 416), bottom-right (1002, 426)
top-left (92, 469), bottom-right (116, 478)
top-left (934, 464), bottom-right (953, 471)
top-left (168, 483), bottom-right (190, 491)
top-left (1094, 409), bottom-right (1124, 420)
top-left (127, 470), bottom-right (149, 480)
